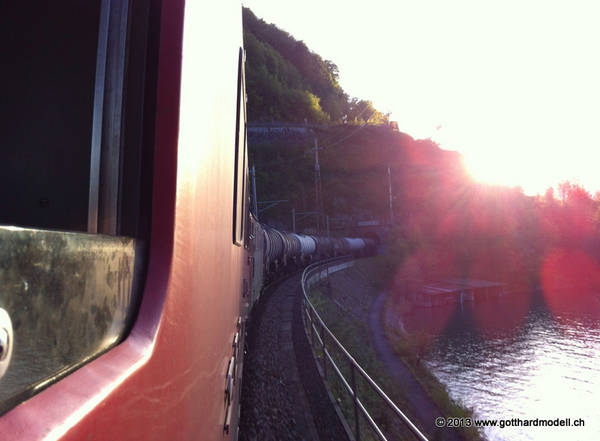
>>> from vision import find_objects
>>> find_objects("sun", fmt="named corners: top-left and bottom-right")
top-left (461, 149), bottom-right (546, 195)
top-left (431, 120), bottom-right (559, 196)
top-left (463, 152), bottom-right (510, 187)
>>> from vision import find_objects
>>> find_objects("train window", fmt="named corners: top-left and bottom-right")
top-left (233, 47), bottom-right (248, 245)
top-left (0, 0), bottom-right (157, 414)
top-left (0, 2), bottom-right (100, 231)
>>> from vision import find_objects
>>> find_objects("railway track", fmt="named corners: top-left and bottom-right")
top-left (239, 272), bottom-right (349, 441)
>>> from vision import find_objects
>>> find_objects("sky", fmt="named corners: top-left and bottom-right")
top-left (241, 0), bottom-right (600, 196)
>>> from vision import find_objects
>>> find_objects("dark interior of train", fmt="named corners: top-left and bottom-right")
top-left (0, 2), bottom-right (101, 231)
top-left (0, 0), bottom-right (156, 238)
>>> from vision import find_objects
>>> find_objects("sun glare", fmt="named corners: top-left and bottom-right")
top-left (463, 152), bottom-right (516, 188)
top-left (462, 150), bottom-right (549, 195)
top-left (244, 0), bottom-right (600, 195)
top-left (458, 137), bottom-right (600, 196)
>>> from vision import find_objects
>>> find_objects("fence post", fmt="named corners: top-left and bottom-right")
top-left (321, 323), bottom-right (327, 379)
top-left (310, 307), bottom-right (315, 348)
top-left (350, 362), bottom-right (361, 441)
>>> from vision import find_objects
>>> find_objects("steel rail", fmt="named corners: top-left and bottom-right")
top-left (301, 257), bottom-right (429, 441)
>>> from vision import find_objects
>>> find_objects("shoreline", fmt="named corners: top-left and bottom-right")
top-left (375, 289), bottom-right (482, 441)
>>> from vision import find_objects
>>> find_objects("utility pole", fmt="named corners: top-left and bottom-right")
top-left (387, 165), bottom-right (394, 225)
top-left (251, 165), bottom-right (258, 219)
top-left (313, 137), bottom-right (324, 233)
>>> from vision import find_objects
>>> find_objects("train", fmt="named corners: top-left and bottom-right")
top-left (259, 222), bottom-right (373, 274)
top-left (249, 216), bottom-right (375, 308)
top-left (0, 2), bottom-right (373, 441)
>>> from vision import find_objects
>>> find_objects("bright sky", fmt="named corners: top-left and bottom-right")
top-left (241, 0), bottom-right (600, 195)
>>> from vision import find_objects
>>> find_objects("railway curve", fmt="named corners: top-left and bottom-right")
top-left (239, 273), bottom-right (350, 441)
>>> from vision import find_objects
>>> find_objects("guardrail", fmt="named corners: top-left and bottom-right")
top-left (301, 257), bottom-right (429, 441)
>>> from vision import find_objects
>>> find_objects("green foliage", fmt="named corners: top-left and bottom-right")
top-left (243, 7), bottom-right (388, 125)
top-left (346, 98), bottom-right (390, 125)
top-left (244, 30), bottom-right (321, 122)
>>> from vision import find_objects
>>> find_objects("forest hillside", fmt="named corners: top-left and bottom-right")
top-left (245, 8), bottom-right (600, 294)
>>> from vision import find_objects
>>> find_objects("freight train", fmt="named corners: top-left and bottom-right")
top-left (249, 216), bottom-right (374, 308)
top-left (0, 2), bottom-right (372, 441)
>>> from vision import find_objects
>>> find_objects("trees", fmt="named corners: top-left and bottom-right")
top-left (346, 99), bottom-right (390, 125)
top-left (242, 7), bottom-right (385, 125)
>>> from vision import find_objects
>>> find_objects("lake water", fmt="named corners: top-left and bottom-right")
top-left (401, 290), bottom-right (600, 440)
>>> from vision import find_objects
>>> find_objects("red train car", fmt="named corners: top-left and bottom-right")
top-left (0, 1), bottom-right (249, 440)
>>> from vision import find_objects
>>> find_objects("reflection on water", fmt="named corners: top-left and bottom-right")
top-left (403, 290), bottom-right (600, 441)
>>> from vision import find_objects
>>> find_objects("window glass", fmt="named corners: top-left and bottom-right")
top-left (233, 48), bottom-right (247, 245)
top-left (0, 228), bottom-right (142, 415)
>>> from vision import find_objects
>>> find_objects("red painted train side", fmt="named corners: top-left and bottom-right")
top-left (0, 2), bottom-right (249, 440)
top-left (0, 3), bottom-right (375, 440)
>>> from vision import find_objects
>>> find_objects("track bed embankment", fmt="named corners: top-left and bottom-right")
top-left (239, 274), bottom-right (349, 441)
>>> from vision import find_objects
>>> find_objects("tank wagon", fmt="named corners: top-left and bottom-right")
top-left (258, 222), bottom-right (370, 282)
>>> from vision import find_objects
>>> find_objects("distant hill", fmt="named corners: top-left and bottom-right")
top-left (243, 7), bottom-right (389, 125)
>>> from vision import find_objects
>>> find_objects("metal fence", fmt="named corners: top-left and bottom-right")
top-left (301, 257), bottom-right (429, 441)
